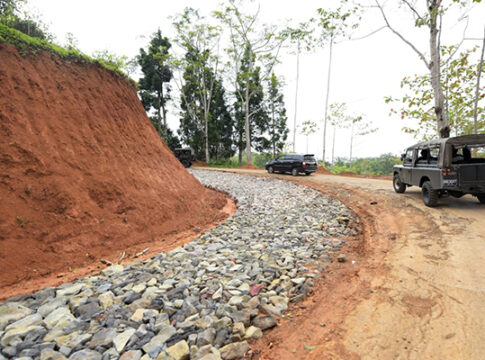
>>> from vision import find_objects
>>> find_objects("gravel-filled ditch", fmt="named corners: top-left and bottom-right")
top-left (0, 170), bottom-right (356, 360)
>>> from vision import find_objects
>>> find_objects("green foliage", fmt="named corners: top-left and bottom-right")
top-left (208, 152), bottom-right (276, 169)
top-left (138, 29), bottom-right (173, 136)
top-left (234, 45), bottom-right (270, 158)
top-left (0, 24), bottom-right (134, 85)
top-left (386, 46), bottom-right (485, 140)
top-left (330, 154), bottom-right (401, 176)
top-left (267, 73), bottom-right (289, 156)
top-left (149, 116), bottom-right (181, 151)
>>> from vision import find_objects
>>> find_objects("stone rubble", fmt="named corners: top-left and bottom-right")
top-left (0, 170), bottom-right (355, 359)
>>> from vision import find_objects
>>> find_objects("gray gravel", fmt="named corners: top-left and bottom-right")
top-left (0, 170), bottom-right (356, 360)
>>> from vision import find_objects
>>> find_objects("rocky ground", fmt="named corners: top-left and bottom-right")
top-left (0, 170), bottom-right (355, 360)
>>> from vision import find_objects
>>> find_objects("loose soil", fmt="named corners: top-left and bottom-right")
top-left (209, 168), bottom-right (485, 359)
top-left (238, 163), bottom-right (260, 170)
top-left (0, 43), bottom-right (234, 301)
top-left (192, 160), bottom-right (208, 167)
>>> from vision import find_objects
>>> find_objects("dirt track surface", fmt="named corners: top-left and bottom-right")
top-left (198, 168), bottom-right (485, 360)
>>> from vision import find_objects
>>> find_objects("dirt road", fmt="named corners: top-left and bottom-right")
top-left (204, 168), bottom-right (485, 360)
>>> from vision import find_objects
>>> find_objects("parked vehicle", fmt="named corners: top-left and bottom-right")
top-left (393, 135), bottom-right (485, 207)
top-left (173, 148), bottom-right (195, 168)
top-left (265, 154), bottom-right (318, 176)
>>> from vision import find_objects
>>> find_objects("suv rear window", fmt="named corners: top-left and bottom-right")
top-left (303, 155), bottom-right (316, 162)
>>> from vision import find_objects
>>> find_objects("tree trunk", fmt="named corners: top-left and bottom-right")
top-left (293, 41), bottom-right (300, 152)
top-left (159, 87), bottom-right (168, 139)
top-left (429, 4), bottom-right (450, 138)
top-left (204, 112), bottom-right (210, 164)
top-left (331, 126), bottom-right (336, 164)
top-left (473, 26), bottom-right (485, 134)
top-left (244, 73), bottom-right (252, 164)
top-left (272, 103), bottom-right (276, 158)
top-left (322, 37), bottom-right (333, 162)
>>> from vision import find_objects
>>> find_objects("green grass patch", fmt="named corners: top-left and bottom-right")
top-left (0, 23), bottom-right (135, 87)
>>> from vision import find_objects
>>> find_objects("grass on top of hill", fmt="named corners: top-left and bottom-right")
top-left (0, 23), bottom-right (135, 87)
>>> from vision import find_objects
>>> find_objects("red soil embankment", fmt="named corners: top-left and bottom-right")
top-left (238, 163), bottom-right (259, 170)
top-left (0, 43), bottom-right (230, 298)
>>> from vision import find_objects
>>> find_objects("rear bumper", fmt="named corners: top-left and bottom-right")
top-left (298, 166), bottom-right (317, 173)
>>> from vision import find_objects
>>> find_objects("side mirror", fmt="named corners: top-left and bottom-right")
top-left (400, 153), bottom-right (406, 161)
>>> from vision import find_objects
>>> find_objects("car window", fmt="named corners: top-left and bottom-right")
top-left (404, 149), bottom-right (413, 165)
top-left (429, 146), bottom-right (440, 163)
top-left (303, 155), bottom-right (316, 162)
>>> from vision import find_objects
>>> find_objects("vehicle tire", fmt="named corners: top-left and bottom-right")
top-left (393, 174), bottom-right (406, 193)
top-left (422, 181), bottom-right (439, 207)
top-left (291, 168), bottom-right (298, 176)
top-left (305, 172), bottom-right (311, 176)
top-left (181, 160), bottom-right (191, 168)
top-left (268, 166), bottom-right (274, 174)
top-left (477, 194), bottom-right (485, 204)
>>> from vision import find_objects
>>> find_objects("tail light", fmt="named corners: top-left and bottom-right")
top-left (302, 161), bottom-right (307, 167)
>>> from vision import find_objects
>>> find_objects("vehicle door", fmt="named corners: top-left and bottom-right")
top-left (273, 155), bottom-right (285, 172)
top-left (401, 148), bottom-right (414, 184)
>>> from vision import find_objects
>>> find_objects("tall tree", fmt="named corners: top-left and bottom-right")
top-left (283, 23), bottom-right (314, 152)
top-left (172, 8), bottom-right (222, 163)
top-left (314, 5), bottom-right (360, 162)
top-left (385, 46), bottom-right (485, 139)
top-left (214, 0), bottom-right (285, 163)
top-left (374, 0), bottom-right (482, 138)
top-left (178, 51), bottom-right (233, 160)
top-left (267, 73), bottom-right (289, 157)
top-left (233, 46), bottom-right (270, 162)
top-left (138, 29), bottom-right (172, 140)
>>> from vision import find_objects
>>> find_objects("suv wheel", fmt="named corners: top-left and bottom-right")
top-left (477, 194), bottom-right (485, 204)
top-left (267, 166), bottom-right (274, 174)
top-left (422, 181), bottom-right (439, 207)
top-left (291, 168), bottom-right (298, 176)
top-left (393, 174), bottom-right (406, 193)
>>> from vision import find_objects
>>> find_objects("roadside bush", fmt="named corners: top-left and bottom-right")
top-left (329, 154), bottom-right (400, 176)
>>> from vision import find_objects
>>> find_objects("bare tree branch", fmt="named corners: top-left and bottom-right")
top-left (375, 0), bottom-right (430, 69)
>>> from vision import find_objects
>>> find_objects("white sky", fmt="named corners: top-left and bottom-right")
top-left (25, 0), bottom-right (485, 161)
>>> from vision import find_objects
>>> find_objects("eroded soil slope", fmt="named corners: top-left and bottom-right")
top-left (0, 43), bottom-right (228, 297)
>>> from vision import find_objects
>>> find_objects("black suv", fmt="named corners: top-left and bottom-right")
top-left (265, 154), bottom-right (318, 176)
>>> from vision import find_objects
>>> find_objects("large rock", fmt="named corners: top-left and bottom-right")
top-left (166, 340), bottom-right (189, 360)
top-left (219, 341), bottom-right (250, 360)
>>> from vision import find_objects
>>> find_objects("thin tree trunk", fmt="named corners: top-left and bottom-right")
top-left (331, 126), bottom-right (336, 164)
top-left (272, 103), bottom-right (276, 158)
top-left (160, 87), bottom-right (168, 139)
top-left (473, 26), bottom-right (485, 134)
top-left (429, 5), bottom-right (450, 138)
top-left (204, 112), bottom-right (210, 164)
top-left (293, 41), bottom-right (300, 152)
top-left (322, 37), bottom-right (333, 163)
top-left (245, 72), bottom-right (252, 164)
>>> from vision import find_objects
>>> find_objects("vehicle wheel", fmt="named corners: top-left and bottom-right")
top-left (305, 172), bottom-right (311, 176)
top-left (181, 160), bottom-right (191, 168)
top-left (393, 174), bottom-right (406, 193)
top-left (477, 194), bottom-right (485, 204)
top-left (267, 166), bottom-right (274, 174)
top-left (291, 168), bottom-right (298, 176)
top-left (422, 181), bottom-right (439, 207)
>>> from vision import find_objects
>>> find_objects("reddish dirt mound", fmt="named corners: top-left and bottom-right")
top-left (192, 160), bottom-right (208, 167)
top-left (238, 163), bottom-right (259, 170)
top-left (0, 43), bottom-right (230, 299)
top-left (315, 166), bottom-right (333, 175)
